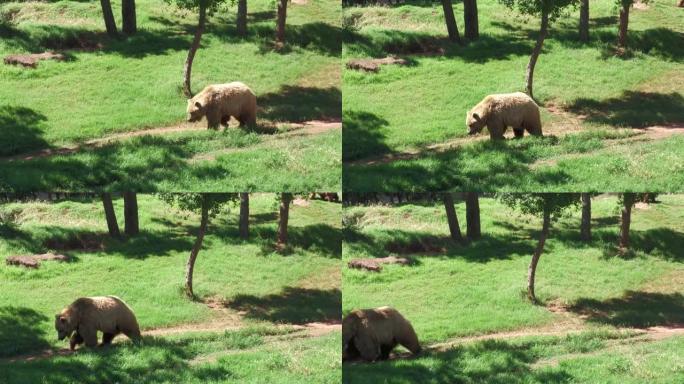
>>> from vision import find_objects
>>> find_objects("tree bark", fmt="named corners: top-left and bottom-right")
top-left (183, 3), bottom-right (207, 97)
top-left (465, 192), bottom-right (481, 240)
top-left (99, 0), bottom-right (118, 37)
top-left (463, 0), bottom-right (479, 40)
top-left (239, 192), bottom-right (249, 239)
top-left (277, 193), bottom-right (292, 245)
top-left (237, 0), bottom-right (248, 36)
top-left (123, 192), bottom-right (139, 236)
top-left (101, 193), bottom-right (120, 238)
top-left (579, 0), bottom-right (589, 42)
top-left (679, 0), bottom-right (684, 8)
top-left (617, 2), bottom-right (630, 48)
top-left (580, 193), bottom-right (591, 242)
top-left (528, 208), bottom-right (550, 303)
top-left (185, 195), bottom-right (210, 298)
top-left (276, 0), bottom-right (288, 44)
top-left (441, 0), bottom-right (462, 44)
top-left (619, 193), bottom-right (635, 249)
top-left (526, 10), bottom-right (549, 99)
top-left (443, 193), bottom-right (463, 243)
top-left (122, 0), bottom-right (137, 35)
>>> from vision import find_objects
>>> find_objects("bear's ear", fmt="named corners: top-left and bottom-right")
top-left (472, 113), bottom-right (481, 121)
top-left (195, 101), bottom-right (202, 109)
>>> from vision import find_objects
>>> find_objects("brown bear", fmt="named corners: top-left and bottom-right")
top-left (465, 92), bottom-right (542, 140)
top-left (55, 296), bottom-right (141, 350)
top-left (186, 82), bottom-right (257, 129)
top-left (343, 306), bottom-right (421, 362)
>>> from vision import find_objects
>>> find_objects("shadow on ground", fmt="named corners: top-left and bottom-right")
top-left (260, 86), bottom-right (341, 122)
top-left (0, 307), bottom-right (51, 358)
top-left (568, 291), bottom-right (684, 328)
top-left (0, 106), bottom-right (50, 157)
top-left (569, 91), bottom-right (684, 128)
top-left (226, 287), bottom-right (341, 324)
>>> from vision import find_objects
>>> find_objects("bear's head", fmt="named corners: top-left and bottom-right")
top-left (466, 112), bottom-right (486, 135)
top-left (55, 310), bottom-right (77, 341)
top-left (342, 312), bottom-right (360, 361)
top-left (187, 99), bottom-right (205, 122)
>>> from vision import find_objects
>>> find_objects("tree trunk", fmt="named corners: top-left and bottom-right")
top-left (277, 193), bottom-right (292, 245)
top-left (463, 0), bottom-right (479, 40)
top-left (185, 195), bottom-right (210, 298)
top-left (441, 0), bottom-right (462, 44)
top-left (99, 0), bottom-right (118, 37)
top-left (122, 0), bottom-right (136, 35)
top-left (465, 192), bottom-right (481, 240)
top-left (101, 193), bottom-right (120, 238)
top-left (123, 192), bottom-right (139, 236)
top-left (580, 193), bottom-right (591, 242)
top-left (183, 3), bottom-right (207, 97)
top-left (579, 0), bottom-right (589, 42)
top-left (619, 193), bottom-right (635, 249)
top-left (276, 0), bottom-right (288, 44)
top-left (617, 2), bottom-right (630, 48)
top-left (237, 0), bottom-right (248, 36)
top-left (525, 10), bottom-right (549, 99)
top-left (443, 193), bottom-right (463, 243)
top-left (239, 192), bottom-right (249, 239)
top-left (527, 209), bottom-right (550, 303)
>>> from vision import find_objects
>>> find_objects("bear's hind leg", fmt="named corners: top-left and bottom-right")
top-left (101, 332), bottom-right (116, 346)
top-left (379, 341), bottom-right (396, 360)
top-left (513, 127), bottom-right (525, 138)
top-left (354, 335), bottom-right (381, 362)
top-left (220, 115), bottom-right (230, 127)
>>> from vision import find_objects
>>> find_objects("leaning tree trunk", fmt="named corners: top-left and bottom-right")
top-left (463, 0), bottom-right (479, 40)
top-left (101, 193), bottom-right (120, 238)
top-left (123, 192), bottom-right (139, 236)
top-left (528, 209), bottom-right (550, 303)
top-left (579, 0), bottom-right (589, 42)
top-left (465, 192), bottom-right (481, 240)
top-left (443, 193), bottom-right (463, 243)
top-left (99, 0), bottom-right (118, 37)
top-left (440, 0), bottom-right (462, 44)
top-left (580, 193), bottom-right (591, 242)
top-left (237, 0), bottom-right (248, 36)
top-left (122, 0), bottom-right (136, 35)
top-left (526, 10), bottom-right (549, 99)
top-left (183, 3), bottom-right (207, 97)
top-left (276, 0), bottom-right (288, 45)
top-left (617, 2), bottom-right (630, 48)
top-left (185, 196), bottom-right (210, 298)
top-left (277, 193), bottom-right (292, 245)
top-left (239, 192), bottom-right (249, 239)
top-left (619, 193), bottom-right (635, 250)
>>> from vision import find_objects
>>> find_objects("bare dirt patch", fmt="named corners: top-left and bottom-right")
top-left (5, 253), bottom-right (70, 269)
top-left (346, 56), bottom-right (408, 73)
top-left (347, 256), bottom-right (412, 272)
top-left (4, 52), bottom-right (66, 68)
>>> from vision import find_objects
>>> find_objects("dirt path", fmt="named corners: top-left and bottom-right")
top-left (0, 119), bottom-right (341, 163)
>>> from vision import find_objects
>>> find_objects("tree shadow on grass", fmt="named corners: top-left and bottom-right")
top-left (568, 291), bottom-right (684, 328)
top-left (342, 110), bottom-right (391, 161)
top-left (344, 139), bottom-right (573, 192)
top-left (0, 106), bottom-right (49, 157)
top-left (226, 287), bottom-right (341, 324)
top-left (259, 86), bottom-right (341, 123)
top-left (568, 91), bottom-right (684, 128)
top-left (343, 339), bottom-right (573, 384)
top-left (0, 337), bottom-right (234, 383)
top-left (0, 307), bottom-right (51, 358)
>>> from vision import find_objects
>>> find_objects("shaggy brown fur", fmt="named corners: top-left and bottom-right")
top-left (466, 92), bottom-right (542, 140)
top-left (343, 306), bottom-right (421, 362)
top-left (55, 296), bottom-right (141, 350)
top-left (187, 82), bottom-right (257, 129)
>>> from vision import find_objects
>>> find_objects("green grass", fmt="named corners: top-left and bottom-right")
top-left (0, 0), bottom-right (341, 191)
top-left (342, 0), bottom-right (684, 191)
top-left (0, 194), bottom-right (341, 357)
top-left (343, 194), bottom-right (684, 343)
top-left (343, 331), bottom-right (684, 383)
top-left (0, 327), bottom-right (341, 384)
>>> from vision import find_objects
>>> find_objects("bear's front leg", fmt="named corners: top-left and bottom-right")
top-left (69, 332), bottom-right (84, 350)
top-left (78, 325), bottom-right (99, 348)
top-left (513, 127), bottom-right (525, 138)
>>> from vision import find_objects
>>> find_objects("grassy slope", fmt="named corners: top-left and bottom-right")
top-left (342, 195), bottom-right (684, 342)
top-left (0, 0), bottom-right (341, 191)
top-left (0, 327), bottom-right (341, 384)
top-left (0, 194), bottom-right (341, 357)
top-left (342, 0), bottom-right (684, 191)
